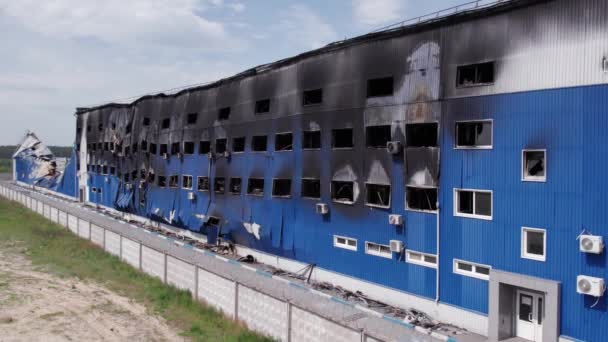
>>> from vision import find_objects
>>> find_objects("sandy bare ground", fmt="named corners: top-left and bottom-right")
top-left (0, 243), bottom-right (185, 342)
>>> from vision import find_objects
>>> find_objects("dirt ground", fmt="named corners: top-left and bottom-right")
top-left (0, 243), bottom-right (185, 342)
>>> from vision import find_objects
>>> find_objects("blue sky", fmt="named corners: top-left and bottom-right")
top-left (0, 0), bottom-right (464, 145)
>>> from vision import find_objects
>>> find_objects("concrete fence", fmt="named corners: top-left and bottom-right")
top-left (0, 184), bottom-right (411, 342)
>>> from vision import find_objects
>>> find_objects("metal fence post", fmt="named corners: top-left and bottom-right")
top-left (234, 281), bottom-right (239, 320)
top-left (287, 301), bottom-right (292, 342)
top-left (138, 243), bottom-right (143, 271)
top-left (193, 267), bottom-right (199, 300)
top-left (163, 252), bottom-right (168, 283)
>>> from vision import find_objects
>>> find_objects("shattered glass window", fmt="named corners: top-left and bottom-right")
top-left (456, 62), bottom-right (494, 87)
top-left (332, 128), bottom-right (353, 149)
top-left (367, 77), bottom-right (394, 97)
top-left (182, 175), bottom-right (193, 189)
top-left (247, 178), bottom-right (265, 196)
top-left (366, 125), bottom-right (392, 148)
top-left (272, 179), bottom-right (291, 197)
top-left (331, 181), bottom-right (354, 204)
top-left (303, 88), bottom-right (323, 106)
top-left (275, 133), bottom-right (293, 151)
top-left (161, 118), bottom-right (171, 130)
top-left (232, 137), bottom-right (245, 152)
top-left (523, 150), bottom-right (546, 181)
top-left (218, 107), bottom-right (231, 120)
top-left (157, 176), bottom-right (167, 187)
top-left (255, 99), bottom-right (270, 114)
top-left (197, 177), bottom-right (209, 191)
top-left (406, 122), bottom-right (438, 147)
top-left (365, 183), bottom-right (391, 208)
top-left (252, 136), bottom-right (267, 152)
top-left (301, 179), bottom-right (321, 199)
top-left (187, 113), bottom-right (198, 125)
top-left (229, 178), bottom-right (242, 194)
top-left (216, 139), bottom-right (227, 154)
top-left (169, 175), bottom-right (179, 188)
top-left (184, 142), bottom-right (195, 155)
top-left (406, 187), bottom-right (437, 211)
top-left (456, 121), bottom-right (492, 148)
top-left (199, 141), bottom-right (210, 154)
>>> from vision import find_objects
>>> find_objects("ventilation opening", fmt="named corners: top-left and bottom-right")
top-left (367, 77), bottom-right (394, 98)
top-left (161, 118), bottom-right (171, 129)
top-left (255, 99), bottom-right (270, 114)
top-left (216, 139), bottom-right (227, 154)
top-left (232, 137), bottom-right (245, 152)
top-left (457, 62), bottom-right (494, 87)
top-left (366, 184), bottom-right (391, 208)
top-left (169, 175), bottom-right (179, 188)
top-left (184, 142), bottom-right (195, 155)
top-left (366, 125), bottom-right (392, 148)
top-left (332, 129), bottom-right (353, 149)
top-left (149, 143), bottom-right (157, 154)
top-left (406, 123), bottom-right (438, 147)
top-left (247, 178), bottom-right (264, 196)
top-left (406, 187), bottom-right (438, 211)
top-left (332, 181), bottom-right (354, 204)
top-left (218, 107), bottom-right (231, 120)
top-left (275, 133), bottom-right (293, 151)
top-left (302, 131), bottom-right (321, 149)
top-left (214, 177), bottom-right (225, 194)
top-left (197, 177), bottom-right (209, 191)
top-left (303, 88), bottom-right (323, 106)
top-left (187, 113), bottom-right (198, 125)
top-left (230, 178), bottom-right (242, 194)
top-left (272, 179), bottom-right (292, 197)
top-left (301, 179), bottom-right (321, 199)
top-left (182, 175), bottom-right (193, 189)
top-left (199, 141), bottom-right (211, 154)
top-left (143, 117), bottom-right (150, 126)
top-left (171, 143), bottom-right (180, 155)
top-left (252, 136), bottom-right (267, 152)
top-left (159, 144), bottom-right (168, 155)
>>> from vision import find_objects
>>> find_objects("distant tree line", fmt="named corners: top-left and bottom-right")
top-left (0, 145), bottom-right (73, 159)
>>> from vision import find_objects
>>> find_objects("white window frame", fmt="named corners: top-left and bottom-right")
top-left (521, 227), bottom-right (546, 262)
top-left (454, 119), bottom-right (493, 150)
top-left (453, 188), bottom-right (493, 220)
top-left (182, 175), bottom-right (193, 190)
top-left (453, 259), bottom-right (492, 281)
top-left (365, 241), bottom-right (392, 259)
top-left (334, 235), bottom-right (357, 251)
top-left (364, 182), bottom-right (391, 209)
top-left (405, 249), bottom-right (437, 269)
top-left (522, 149), bottom-right (547, 182)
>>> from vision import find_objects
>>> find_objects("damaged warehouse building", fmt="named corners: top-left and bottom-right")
top-left (12, 0), bottom-right (608, 341)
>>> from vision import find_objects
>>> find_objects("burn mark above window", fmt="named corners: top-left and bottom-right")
top-left (252, 135), bottom-right (267, 152)
top-left (407, 187), bottom-right (437, 211)
top-left (301, 179), bottom-right (321, 199)
top-left (247, 178), bottom-right (265, 196)
top-left (302, 131), bottom-right (321, 149)
top-left (367, 77), bottom-right (394, 98)
top-left (218, 107), bottom-right (231, 121)
top-left (143, 117), bottom-right (150, 126)
top-left (332, 128), bottom-right (353, 149)
top-left (161, 118), bottom-right (171, 130)
top-left (275, 133), bottom-right (293, 151)
top-left (522, 150), bottom-right (546, 182)
top-left (187, 113), bottom-right (198, 125)
top-left (216, 138), bottom-right (227, 154)
top-left (230, 178), bottom-right (242, 194)
top-left (272, 179), bottom-right (292, 198)
top-left (406, 122), bottom-right (438, 147)
top-left (456, 62), bottom-right (494, 87)
top-left (456, 120), bottom-right (492, 148)
top-left (197, 177), bottom-right (209, 191)
top-left (199, 141), bottom-right (211, 154)
top-left (366, 125), bottom-right (392, 148)
top-left (303, 88), bottom-right (323, 106)
top-left (184, 142), bottom-right (195, 155)
top-left (214, 178), bottom-right (226, 194)
top-left (365, 183), bottom-right (391, 208)
top-left (255, 99), bottom-right (270, 114)
top-left (332, 181), bottom-right (354, 204)
top-left (232, 137), bottom-right (245, 153)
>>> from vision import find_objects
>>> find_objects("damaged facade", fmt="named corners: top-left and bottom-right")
top-left (14, 0), bottom-right (608, 341)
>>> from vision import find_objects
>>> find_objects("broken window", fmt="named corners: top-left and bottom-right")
top-left (98, 123), bottom-right (103, 131)
top-left (143, 117), bottom-right (150, 126)
top-left (366, 125), bottom-right (392, 148)
top-left (86, 125), bottom-right (91, 133)
top-left (124, 173), bottom-right (130, 182)
top-left (101, 142), bottom-right (108, 151)
top-left (252, 135), bottom-right (267, 152)
top-left (255, 99), bottom-right (270, 114)
top-left (148, 171), bottom-right (155, 183)
top-left (332, 128), bottom-right (353, 149)
top-left (187, 113), bottom-right (198, 125)
top-left (456, 62), bottom-right (494, 87)
top-left (331, 181), bottom-right (354, 204)
top-left (197, 177), bottom-right (209, 191)
top-left (272, 179), bottom-right (292, 197)
top-left (216, 138), bottom-right (227, 154)
top-left (406, 122), bottom-right (438, 147)
top-left (111, 122), bottom-right (116, 130)
top-left (169, 175), bottom-right (179, 188)
top-left (199, 141), bottom-right (211, 154)
top-left (157, 176), bottom-right (167, 187)
top-left (132, 144), bottom-right (138, 154)
top-left (275, 133), bottom-right (293, 151)
top-left (406, 187), bottom-right (438, 211)
top-left (97, 142), bottom-right (103, 150)
top-left (131, 170), bottom-right (138, 180)
top-left (214, 177), bottom-right (225, 194)
top-left (365, 183), bottom-right (391, 208)
top-left (522, 150), bottom-right (546, 182)
top-left (232, 137), bottom-right (245, 152)
top-left (302, 131), bottom-right (321, 149)
top-left (301, 179), bottom-right (321, 199)
top-left (149, 143), bottom-right (157, 155)
top-left (456, 121), bottom-right (492, 148)
top-left (161, 118), bottom-right (171, 130)
top-left (303, 88), bottom-right (323, 106)
top-left (182, 175), bottom-right (193, 189)
top-left (455, 189), bottom-right (492, 219)
top-left (110, 167), bottom-right (116, 175)
top-left (102, 166), bottom-right (108, 175)
top-left (367, 77), bottom-right (394, 98)
top-left (160, 144), bottom-right (168, 155)
top-left (140, 140), bottom-right (148, 152)
top-left (218, 107), bottom-right (231, 121)
top-left (126, 123), bottom-right (132, 134)
top-left (247, 178), bottom-right (265, 196)
top-left (184, 142), bottom-right (195, 155)
top-left (229, 178), bottom-right (242, 194)
top-left (171, 142), bottom-right (180, 155)
top-left (140, 170), bottom-right (146, 180)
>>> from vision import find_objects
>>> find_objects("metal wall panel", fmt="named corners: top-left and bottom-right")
top-left (237, 285), bottom-right (288, 342)
top-left (196, 268), bottom-right (235, 318)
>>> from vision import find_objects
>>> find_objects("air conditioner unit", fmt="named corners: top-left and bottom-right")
top-left (577, 275), bottom-right (606, 297)
top-left (389, 214), bottom-right (403, 226)
top-left (389, 240), bottom-right (404, 253)
top-left (386, 141), bottom-right (402, 155)
top-left (187, 192), bottom-right (196, 201)
top-left (126, 183), bottom-right (133, 190)
top-left (316, 203), bottom-right (329, 215)
top-left (162, 153), bottom-right (169, 160)
top-left (580, 235), bottom-right (604, 254)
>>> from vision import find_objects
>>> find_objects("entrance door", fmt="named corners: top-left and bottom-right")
top-left (516, 290), bottom-right (544, 342)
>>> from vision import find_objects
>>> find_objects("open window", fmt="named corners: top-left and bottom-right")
top-left (102, 166), bottom-right (108, 175)
top-left (159, 144), bottom-right (168, 155)
top-left (104, 142), bottom-right (109, 151)
top-left (169, 175), bottom-right (179, 188)
top-left (197, 177), bottom-right (209, 191)
top-left (126, 123), bottom-right (132, 134)
top-left (182, 175), bottom-right (193, 189)
top-left (98, 123), bottom-right (103, 132)
top-left (131, 170), bottom-right (138, 180)
top-left (522, 227), bottom-right (546, 262)
top-left (301, 179), bottom-right (321, 199)
top-left (187, 113), bottom-right (198, 125)
top-left (365, 183), bottom-right (391, 208)
top-left (302, 131), bottom-right (321, 149)
top-left (149, 143), bottom-right (157, 154)
top-left (456, 61), bottom-right (494, 87)
top-left (232, 137), bottom-right (245, 153)
top-left (216, 138), bottom-right (227, 154)
top-left (124, 173), bottom-right (130, 182)
top-left (455, 120), bottom-right (492, 148)
top-left (332, 128), bottom-right (353, 149)
top-left (143, 117), bottom-right (150, 126)
top-left (454, 189), bottom-right (492, 220)
top-left (229, 178), bottom-right (242, 194)
top-left (184, 142), bottom-right (195, 155)
top-left (171, 142), bottom-right (180, 155)
top-left (247, 178), bottom-right (264, 196)
top-left (303, 88), bottom-right (323, 106)
top-left (252, 135), bottom-right (267, 152)
top-left (214, 177), bottom-right (225, 194)
top-left (158, 176), bottom-right (167, 187)
top-left (366, 125), bottom-right (392, 148)
top-left (406, 122), bottom-right (438, 147)
top-left (275, 133), bottom-right (293, 151)
top-left (331, 181), bottom-right (354, 204)
top-left (272, 179), bottom-right (291, 198)
top-left (522, 150), bottom-right (546, 182)
top-left (367, 77), bottom-right (394, 97)
top-left (199, 141), bottom-right (211, 154)
top-left (148, 171), bottom-right (155, 183)
top-left (110, 166), bottom-right (116, 175)
top-left (161, 118), bottom-right (171, 130)
top-left (255, 99), bottom-right (270, 114)
top-left (132, 144), bottom-right (138, 154)
top-left (218, 107), bottom-right (231, 121)
top-left (406, 187), bottom-right (438, 211)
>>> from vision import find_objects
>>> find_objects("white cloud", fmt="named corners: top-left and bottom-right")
top-left (278, 4), bottom-right (337, 50)
top-left (227, 2), bottom-right (246, 12)
top-left (352, 0), bottom-right (406, 27)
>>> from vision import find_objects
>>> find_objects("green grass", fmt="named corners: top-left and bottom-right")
top-left (0, 159), bottom-right (11, 173)
top-left (0, 198), bottom-right (272, 342)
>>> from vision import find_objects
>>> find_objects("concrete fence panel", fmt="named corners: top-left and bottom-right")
top-left (37, 201), bottom-right (44, 215)
top-left (104, 230), bottom-right (121, 257)
top-left (44, 204), bottom-right (52, 220)
top-left (121, 237), bottom-right (140, 269)
top-left (197, 268), bottom-right (236, 318)
top-left (90, 224), bottom-right (105, 247)
top-left (166, 256), bottom-right (196, 294)
top-left (77, 219), bottom-right (90, 239)
top-left (238, 285), bottom-right (288, 342)
top-left (50, 207), bottom-right (59, 224)
top-left (67, 214), bottom-right (78, 234)
top-left (58, 211), bottom-right (68, 228)
top-left (141, 246), bottom-right (165, 280)
top-left (290, 306), bottom-right (361, 342)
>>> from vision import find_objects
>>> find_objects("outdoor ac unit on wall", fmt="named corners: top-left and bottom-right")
top-left (580, 235), bottom-right (604, 254)
top-left (386, 141), bottom-right (402, 155)
top-left (389, 240), bottom-right (404, 253)
top-left (316, 203), bottom-right (329, 215)
top-left (577, 275), bottom-right (606, 297)
top-left (388, 214), bottom-right (403, 226)
top-left (162, 153), bottom-right (169, 160)
top-left (188, 192), bottom-right (196, 201)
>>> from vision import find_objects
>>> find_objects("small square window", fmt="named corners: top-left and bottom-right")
top-left (184, 142), bottom-right (195, 155)
top-left (252, 136), bottom-right (267, 152)
top-left (157, 176), bottom-right (167, 187)
top-left (214, 177), bottom-right (225, 194)
top-left (456, 62), bottom-right (494, 87)
top-left (218, 107), bottom-right (231, 120)
top-left (303, 88), bottom-right (323, 106)
top-left (406, 122), bottom-right (438, 147)
top-left (187, 113), bottom-right (198, 125)
top-left (275, 133), bottom-right (293, 151)
top-left (255, 99), bottom-right (270, 114)
top-left (331, 181), bottom-right (354, 204)
top-left (522, 150), bottom-right (546, 182)
top-left (522, 227), bottom-right (546, 261)
top-left (182, 175), bottom-right (193, 189)
top-left (161, 118), bottom-right (171, 130)
top-left (247, 178), bottom-right (264, 196)
top-left (302, 131), bottom-right (321, 149)
top-left (229, 178), bottom-right (242, 194)
top-left (197, 177), bottom-right (209, 191)
top-left (143, 117), bottom-right (151, 126)
top-left (216, 139), bottom-right (227, 154)
top-left (171, 142), bottom-right (180, 155)
top-left (454, 189), bottom-right (492, 220)
top-left (366, 125), bottom-right (391, 148)
top-left (455, 121), bottom-right (492, 149)
top-left (199, 141), bottom-right (211, 154)
top-left (367, 77), bottom-right (394, 97)
top-left (365, 183), bottom-right (391, 208)
top-left (406, 187), bottom-right (438, 212)
top-left (332, 128), bottom-right (353, 149)
top-left (232, 137), bottom-right (245, 153)
top-left (272, 179), bottom-right (291, 198)
top-left (159, 144), bottom-right (168, 155)
top-left (301, 179), bottom-right (321, 199)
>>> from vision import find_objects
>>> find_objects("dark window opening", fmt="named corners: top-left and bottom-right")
top-left (523, 150), bottom-right (545, 180)
top-left (184, 142), bottom-right (195, 155)
top-left (110, 167), bottom-right (116, 175)
top-left (332, 129), bottom-right (353, 149)
top-left (140, 140), bottom-right (148, 152)
top-left (302, 131), bottom-right (321, 149)
top-left (169, 175), bottom-right (179, 188)
top-left (199, 141), bottom-right (211, 154)
top-left (206, 216), bottom-right (221, 227)
top-left (148, 172), bottom-right (155, 183)
top-left (367, 77), bottom-right (394, 97)
top-left (132, 144), bottom-right (138, 154)
top-left (124, 173), bottom-right (130, 182)
top-left (303, 88), bottom-right (323, 106)
top-left (252, 135), bottom-right (267, 152)
top-left (247, 178), bottom-right (264, 196)
top-left (182, 175), bottom-right (193, 189)
top-left (140, 169), bottom-right (146, 179)
top-left (157, 176), bottom-right (167, 187)
top-left (366, 183), bottom-right (391, 208)
top-left (171, 142), bottom-right (180, 155)
top-left (102, 166), bottom-right (108, 175)
top-left (406, 187), bottom-right (438, 211)
top-left (187, 113), bottom-right (198, 125)
top-left (126, 123), bottom-right (132, 134)
top-left (214, 177), bottom-right (225, 194)
top-left (218, 107), bottom-right (231, 120)
top-left (77, 126), bottom-right (82, 134)
top-left (111, 122), bottom-right (116, 130)
top-left (124, 146), bottom-right (129, 156)
top-left (131, 170), bottom-right (138, 180)
top-left (161, 118), bottom-right (171, 130)
top-left (159, 144), bottom-right (168, 155)
top-left (301, 179), bottom-right (321, 199)
top-left (406, 122), bottom-right (438, 147)
top-left (232, 137), bottom-right (245, 152)
top-left (229, 178), bottom-right (242, 194)
top-left (275, 133), bottom-right (293, 151)
top-left (456, 62), bottom-right (494, 87)
top-left (216, 138), bottom-right (227, 154)
top-left (332, 181), bottom-right (354, 203)
top-left (272, 179), bottom-right (291, 197)
top-left (98, 123), bottom-right (103, 131)
top-left (97, 142), bottom-right (103, 150)
top-left (149, 143), bottom-right (157, 154)
top-left (115, 143), bottom-right (122, 154)
top-left (86, 125), bottom-right (91, 132)
top-left (456, 121), bottom-right (492, 147)
top-left (366, 125), bottom-right (392, 148)
top-left (143, 117), bottom-right (150, 126)
top-left (104, 142), bottom-right (110, 151)
top-left (255, 99), bottom-right (270, 114)
top-left (197, 177), bottom-right (209, 191)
